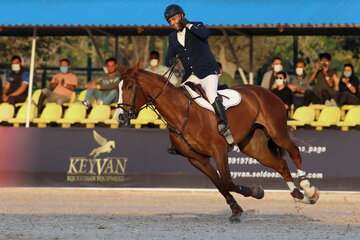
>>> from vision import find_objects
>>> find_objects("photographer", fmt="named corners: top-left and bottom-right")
top-left (306, 53), bottom-right (337, 106)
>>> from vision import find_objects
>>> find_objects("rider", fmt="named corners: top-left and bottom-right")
top-left (164, 4), bottom-right (234, 145)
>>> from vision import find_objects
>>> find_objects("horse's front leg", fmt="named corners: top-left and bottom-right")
top-left (212, 145), bottom-right (265, 200)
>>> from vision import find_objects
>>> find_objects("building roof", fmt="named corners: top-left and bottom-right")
top-left (0, 0), bottom-right (359, 36)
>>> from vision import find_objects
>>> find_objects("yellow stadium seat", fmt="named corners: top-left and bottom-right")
top-left (340, 105), bottom-right (357, 120)
top-left (130, 107), bottom-right (159, 129)
top-left (287, 106), bottom-right (315, 130)
top-left (33, 103), bottom-right (63, 127)
top-left (336, 107), bottom-right (360, 131)
top-left (308, 104), bottom-right (326, 120)
top-left (15, 89), bottom-right (42, 107)
top-left (0, 103), bottom-right (15, 123)
top-left (7, 103), bottom-right (37, 127)
top-left (310, 106), bottom-right (341, 130)
top-left (80, 105), bottom-right (111, 128)
top-left (62, 92), bottom-right (77, 107)
top-left (56, 103), bottom-right (87, 128)
top-left (77, 89), bottom-right (96, 106)
top-left (104, 111), bottom-right (120, 128)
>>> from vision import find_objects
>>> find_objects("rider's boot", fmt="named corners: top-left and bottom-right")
top-left (211, 97), bottom-right (234, 145)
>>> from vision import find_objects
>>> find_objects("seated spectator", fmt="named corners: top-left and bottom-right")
top-left (82, 57), bottom-right (120, 108)
top-left (333, 64), bottom-right (360, 106)
top-left (261, 57), bottom-right (288, 89)
top-left (271, 71), bottom-right (292, 111)
top-left (288, 60), bottom-right (312, 109)
top-left (145, 50), bottom-right (180, 87)
top-left (2, 56), bottom-right (29, 105)
top-left (37, 59), bottom-right (78, 112)
top-left (305, 53), bottom-right (337, 106)
top-left (217, 62), bottom-right (240, 89)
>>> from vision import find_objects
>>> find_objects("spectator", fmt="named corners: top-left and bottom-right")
top-left (261, 57), bottom-right (287, 89)
top-left (217, 62), bottom-right (240, 89)
top-left (333, 64), bottom-right (360, 105)
top-left (288, 60), bottom-right (312, 109)
top-left (271, 71), bottom-right (292, 111)
top-left (145, 50), bottom-right (180, 87)
top-left (306, 53), bottom-right (337, 106)
top-left (2, 56), bottom-right (29, 105)
top-left (82, 57), bottom-right (120, 108)
top-left (37, 59), bottom-right (78, 112)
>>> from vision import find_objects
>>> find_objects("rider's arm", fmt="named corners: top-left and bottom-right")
top-left (188, 22), bottom-right (210, 40)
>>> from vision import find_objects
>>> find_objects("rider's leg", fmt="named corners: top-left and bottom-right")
top-left (201, 75), bottom-right (234, 144)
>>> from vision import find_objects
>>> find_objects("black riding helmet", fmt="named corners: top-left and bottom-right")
top-left (164, 4), bottom-right (185, 21)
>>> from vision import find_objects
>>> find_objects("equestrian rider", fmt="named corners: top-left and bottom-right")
top-left (164, 4), bottom-right (234, 145)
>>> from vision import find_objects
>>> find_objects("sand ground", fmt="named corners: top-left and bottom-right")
top-left (0, 188), bottom-right (359, 240)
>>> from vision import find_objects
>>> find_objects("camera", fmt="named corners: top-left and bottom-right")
top-left (321, 62), bottom-right (328, 67)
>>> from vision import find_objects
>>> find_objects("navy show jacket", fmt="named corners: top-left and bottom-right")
top-left (165, 22), bottom-right (220, 82)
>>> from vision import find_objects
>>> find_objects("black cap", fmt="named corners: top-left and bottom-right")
top-left (164, 4), bottom-right (185, 20)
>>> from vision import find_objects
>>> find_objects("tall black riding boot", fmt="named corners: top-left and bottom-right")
top-left (37, 92), bottom-right (47, 114)
top-left (211, 97), bottom-right (234, 145)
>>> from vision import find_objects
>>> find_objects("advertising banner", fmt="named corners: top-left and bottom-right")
top-left (0, 127), bottom-right (359, 191)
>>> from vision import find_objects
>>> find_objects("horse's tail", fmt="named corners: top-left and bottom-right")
top-left (267, 138), bottom-right (285, 158)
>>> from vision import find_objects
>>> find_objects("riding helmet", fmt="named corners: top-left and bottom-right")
top-left (164, 4), bottom-right (185, 21)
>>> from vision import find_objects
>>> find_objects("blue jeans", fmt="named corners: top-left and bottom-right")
top-left (85, 89), bottom-right (118, 105)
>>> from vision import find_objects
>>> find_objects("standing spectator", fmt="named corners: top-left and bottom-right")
top-left (306, 53), bottom-right (337, 106)
top-left (82, 57), bottom-right (120, 108)
top-left (37, 59), bottom-right (78, 112)
top-left (333, 64), bottom-right (360, 105)
top-left (271, 71), bottom-right (293, 112)
top-left (288, 60), bottom-right (312, 109)
top-left (2, 56), bottom-right (29, 105)
top-left (217, 62), bottom-right (240, 89)
top-left (261, 57), bottom-right (287, 89)
top-left (145, 50), bottom-right (180, 87)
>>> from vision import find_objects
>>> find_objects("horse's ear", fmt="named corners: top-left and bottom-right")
top-left (132, 59), bottom-right (142, 74)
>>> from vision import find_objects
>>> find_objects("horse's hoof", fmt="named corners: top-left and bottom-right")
top-left (309, 187), bottom-right (320, 204)
top-left (229, 214), bottom-right (241, 223)
top-left (251, 185), bottom-right (265, 199)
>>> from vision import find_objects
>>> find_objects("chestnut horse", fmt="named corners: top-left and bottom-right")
top-left (117, 62), bottom-right (319, 222)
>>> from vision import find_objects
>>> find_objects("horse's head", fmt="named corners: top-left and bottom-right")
top-left (117, 61), bottom-right (147, 127)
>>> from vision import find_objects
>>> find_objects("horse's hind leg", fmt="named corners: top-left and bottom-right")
top-left (187, 156), bottom-right (243, 222)
top-left (239, 128), bottom-right (315, 204)
top-left (265, 128), bottom-right (319, 203)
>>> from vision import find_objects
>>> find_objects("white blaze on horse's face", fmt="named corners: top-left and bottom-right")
top-left (115, 80), bottom-right (124, 122)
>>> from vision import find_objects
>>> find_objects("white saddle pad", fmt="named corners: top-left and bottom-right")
top-left (184, 85), bottom-right (242, 113)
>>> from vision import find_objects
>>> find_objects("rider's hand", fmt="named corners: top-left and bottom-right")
top-left (169, 56), bottom-right (179, 66)
top-left (179, 17), bottom-right (190, 29)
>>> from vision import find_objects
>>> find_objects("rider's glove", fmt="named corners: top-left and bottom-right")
top-left (178, 18), bottom-right (190, 29)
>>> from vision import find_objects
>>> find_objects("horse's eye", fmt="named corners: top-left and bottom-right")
top-left (128, 85), bottom-right (133, 90)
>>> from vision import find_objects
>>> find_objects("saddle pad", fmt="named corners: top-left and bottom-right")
top-left (184, 85), bottom-right (242, 113)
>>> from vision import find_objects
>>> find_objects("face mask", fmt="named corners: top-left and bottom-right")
top-left (60, 66), bottom-right (69, 73)
top-left (273, 64), bottom-right (283, 73)
top-left (150, 59), bottom-right (159, 67)
top-left (343, 71), bottom-right (352, 78)
top-left (295, 67), bottom-right (304, 76)
top-left (275, 78), bottom-right (284, 86)
top-left (11, 64), bottom-right (21, 72)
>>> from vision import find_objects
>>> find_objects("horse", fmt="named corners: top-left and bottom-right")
top-left (117, 61), bottom-right (320, 222)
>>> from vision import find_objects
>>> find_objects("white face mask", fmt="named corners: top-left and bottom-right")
top-left (295, 67), bottom-right (304, 76)
top-left (275, 78), bottom-right (284, 86)
top-left (11, 64), bottom-right (21, 72)
top-left (343, 71), bottom-right (352, 78)
top-left (273, 64), bottom-right (283, 73)
top-left (150, 59), bottom-right (159, 67)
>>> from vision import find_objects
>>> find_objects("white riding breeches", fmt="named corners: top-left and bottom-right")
top-left (182, 74), bottom-right (219, 104)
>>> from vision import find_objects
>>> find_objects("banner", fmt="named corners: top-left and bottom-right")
top-left (0, 127), bottom-right (359, 191)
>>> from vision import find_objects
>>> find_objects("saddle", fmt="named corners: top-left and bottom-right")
top-left (183, 82), bottom-right (223, 103)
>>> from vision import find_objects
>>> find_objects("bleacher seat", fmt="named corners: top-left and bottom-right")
top-left (104, 111), bottom-right (120, 128)
top-left (310, 106), bottom-right (341, 130)
top-left (56, 103), bottom-right (87, 128)
top-left (15, 89), bottom-right (42, 107)
top-left (340, 105), bottom-right (358, 120)
top-left (0, 103), bottom-right (15, 123)
top-left (33, 103), bottom-right (63, 127)
top-left (309, 104), bottom-right (326, 120)
top-left (7, 103), bottom-right (37, 127)
top-left (62, 92), bottom-right (77, 107)
top-left (287, 106), bottom-right (315, 130)
top-left (130, 107), bottom-right (160, 129)
top-left (80, 105), bottom-right (111, 128)
top-left (336, 107), bottom-right (360, 131)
